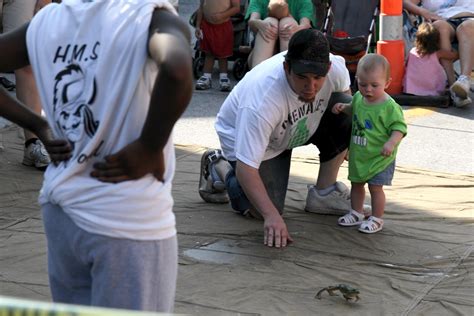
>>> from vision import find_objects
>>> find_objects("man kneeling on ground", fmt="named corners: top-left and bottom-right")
top-left (199, 29), bottom-right (365, 248)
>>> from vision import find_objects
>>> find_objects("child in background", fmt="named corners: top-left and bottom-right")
top-left (403, 22), bottom-right (458, 97)
top-left (267, 0), bottom-right (291, 20)
top-left (194, 0), bottom-right (240, 92)
top-left (332, 54), bottom-right (407, 234)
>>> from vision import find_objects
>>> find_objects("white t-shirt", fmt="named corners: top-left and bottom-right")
top-left (26, 0), bottom-right (178, 240)
top-left (215, 52), bottom-right (350, 169)
top-left (422, 0), bottom-right (474, 19)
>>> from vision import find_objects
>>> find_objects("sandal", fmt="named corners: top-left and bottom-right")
top-left (338, 209), bottom-right (364, 227)
top-left (358, 216), bottom-right (384, 234)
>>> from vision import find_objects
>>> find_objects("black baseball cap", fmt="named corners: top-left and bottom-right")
top-left (285, 29), bottom-right (330, 76)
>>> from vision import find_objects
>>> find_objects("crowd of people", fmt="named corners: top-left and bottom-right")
top-left (0, 0), bottom-right (471, 313)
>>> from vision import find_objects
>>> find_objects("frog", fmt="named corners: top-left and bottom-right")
top-left (315, 284), bottom-right (360, 302)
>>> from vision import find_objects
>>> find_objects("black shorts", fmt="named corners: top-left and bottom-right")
top-left (306, 92), bottom-right (352, 163)
top-left (447, 17), bottom-right (473, 30)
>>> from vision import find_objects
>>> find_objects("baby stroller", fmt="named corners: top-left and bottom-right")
top-left (190, 0), bottom-right (251, 81)
top-left (322, 0), bottom-right (379, 91)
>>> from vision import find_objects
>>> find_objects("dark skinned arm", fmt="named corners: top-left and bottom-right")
top-left (91, 8), bottom-right (193, 183)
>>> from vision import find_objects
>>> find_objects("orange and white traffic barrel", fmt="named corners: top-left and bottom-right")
top-left (377, 0), bottom-right (404, 94)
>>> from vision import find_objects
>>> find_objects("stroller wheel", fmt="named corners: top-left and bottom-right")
top-left (193, 56), bottom-right (205, 79)
top-left (232, 58), bottom-right (248, 81)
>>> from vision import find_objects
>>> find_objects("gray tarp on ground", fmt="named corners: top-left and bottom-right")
top-left (1, 125), bottom-right (473, 315)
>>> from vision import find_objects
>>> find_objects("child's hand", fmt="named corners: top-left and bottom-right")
top-left (381, 141), bottom-right (395, 157)
top-left (332, 102), bottom-right (345, 114)
top-left (195, 28), bottom-right (203, 40)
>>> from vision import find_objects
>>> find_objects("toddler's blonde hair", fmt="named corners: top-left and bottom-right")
top-left (356, 53), bottom-right (391, 81)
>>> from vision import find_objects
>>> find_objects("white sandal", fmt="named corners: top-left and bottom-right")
top-left (338, 209), bottom-right (365, 227)
top-left (358, 216), bottom-right (384, 234)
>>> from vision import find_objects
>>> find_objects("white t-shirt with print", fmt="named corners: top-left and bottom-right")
top-left (215, 52), bottom-right (350, 169)
top-left (26, 0), bottom-right (178, 241)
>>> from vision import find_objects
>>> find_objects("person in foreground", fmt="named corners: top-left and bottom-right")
top-left (199, 29), bottom-right (360, 248)
top-left (0, 0), bottom-right (192, 312)
top-left (333, 54), bottom-right (407, 234)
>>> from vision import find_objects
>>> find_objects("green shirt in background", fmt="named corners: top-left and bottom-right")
top-left (348, 92), bottom-right (407, 183)
top-left (245, 0), bottom-right (317, 27)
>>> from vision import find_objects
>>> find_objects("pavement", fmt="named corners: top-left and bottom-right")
top-left (0, 0), bottom-right (473, 314)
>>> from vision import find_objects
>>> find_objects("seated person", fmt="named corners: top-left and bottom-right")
top-left (404, 22), bottom-right (458, 97)
top-left (403, 0), bottom-right (473, 107)
top-left (246, 0), bottom-right (315, 69)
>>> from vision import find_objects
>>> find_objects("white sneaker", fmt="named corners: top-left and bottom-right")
top-left (451, 92), bottom-right (472, 108)
top-left (450, 75), bottom-right (471, 100)
top-left (22, 140), bottom-right (51, 170)
top-left (305, 182), bottom-right (371, 216)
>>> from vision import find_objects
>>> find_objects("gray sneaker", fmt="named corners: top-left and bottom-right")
top-left (304, 182), bottom-right (371, 216)
top-left (219, 78), bottom-right (232, 92)
top-left (451, 91), bottom-right (472, 108)
top-left (22, 140), bottom-right (51, 170)
top-left (198, 149), bottom-right (229, 203)
top-left (195, 76), bottom-right (212, 90)
top-left (450, 75), bottom-right (471, 100)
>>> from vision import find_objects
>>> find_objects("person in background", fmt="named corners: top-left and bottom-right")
top-left (194, 0), bottom-right (240, 92)
top-left (404, 22), bottom-right (458, 97)
top-left (403, 0), bottom-right (473, 107)
top-left (0, 0), bottom-right (52, 169)
top-left (333, 54), bottom-right (407, 234)
top-left (246, 0), bottom-right (315, 68)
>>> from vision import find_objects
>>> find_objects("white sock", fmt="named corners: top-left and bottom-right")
top-left (203, 73), bottom-right (212, 79)
top-left (219, 73), bottom-right (228, 80)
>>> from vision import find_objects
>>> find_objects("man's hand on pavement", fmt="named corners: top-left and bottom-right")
top-left (263, 213), bottom-right (293, 248)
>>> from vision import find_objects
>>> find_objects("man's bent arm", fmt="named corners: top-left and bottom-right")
top-left (144, 8), bottom-right (193, 152)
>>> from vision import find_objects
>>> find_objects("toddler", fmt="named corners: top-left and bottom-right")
top-left (403, 22), bottom-right (458, 96)
top-left (332, 54), bottom-right (407, 234)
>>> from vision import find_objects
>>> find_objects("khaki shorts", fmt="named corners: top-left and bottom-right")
top-left (0, 0), bottom-right (36, 33)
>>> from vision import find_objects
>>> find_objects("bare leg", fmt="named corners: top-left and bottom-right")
top-left (202, 54), bottom-right (215, 75)
top-left (278, 16), bottom-right (298, 52)
top-left (217, 58), bottom-right (228, 74)
top-left (456, 20), bottom-right (474, 77)
top-left (315, 149), bottom-right (347, 189)
top-left (368, 184), bottom-right (385, 218)
top-left (248, 17), bottom-right (278, 69)
top-left (15, 66), bottom-right (42, 141)
top-left (350, 182), bottom-right (366, 213)
top-left (433, 20), bottom-right (456, 85)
